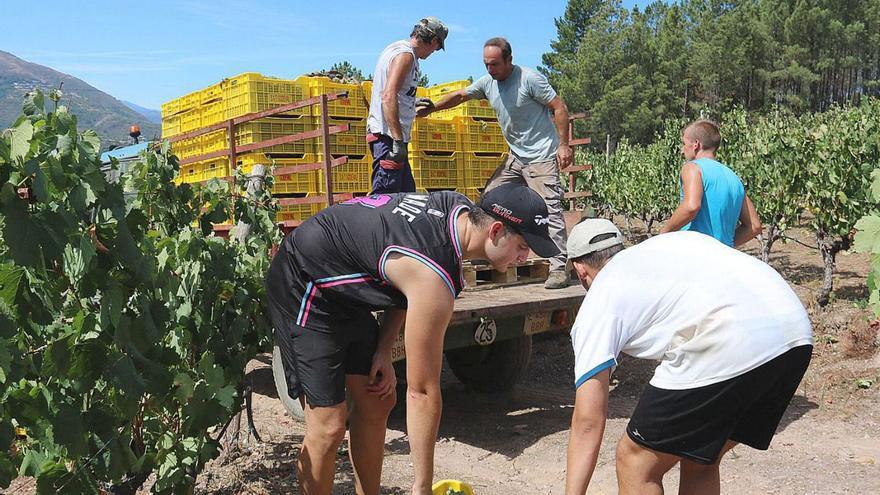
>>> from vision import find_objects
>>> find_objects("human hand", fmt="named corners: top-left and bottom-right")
top-left (367, 349), bottom-right (396, 399)
top-left (557, 143), bottom-right (573, 169)
top-left (415, 97), bottom-right (435, 118)
top-left (387, 139), bottom-right (408, 163)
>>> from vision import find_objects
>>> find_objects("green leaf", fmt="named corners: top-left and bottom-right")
top-left (870, 169), bottom-right (880, 201)
top-left (0, 263), bottom-right (23, 309)
top-left (23, 91), bottom-right (44, 116)
top-left (36, 460), bottom-right (91, 495)
top-left (0, 184), bottom-right (42, 267)
top-left (854, 216), bottom-right (880, 253)
top-left (108, 436), bottom-right (138, 480)
top-left (43, 334), bottom-right (74, 377)
top-left (174, 372), bottom-right (195, 403)
top-left (51, 403), bottom-right (87, 457)
top-left (79, 130), bottom-right (100, 155)
top-left (10, 119), bottom-right (34, 161)
top-left (18, 449), bottom-right (49, 477)
top-left (103, 282), bottom-right (124, 330)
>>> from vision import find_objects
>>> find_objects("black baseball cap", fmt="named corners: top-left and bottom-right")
top-left (479, 184), bottom-right (560, 258)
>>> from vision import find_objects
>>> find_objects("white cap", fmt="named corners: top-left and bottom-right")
top-left (567, 219), bottom-right (624, 260)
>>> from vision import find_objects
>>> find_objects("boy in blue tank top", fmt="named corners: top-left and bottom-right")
top-left (660, 119), bottom-right (761, 247)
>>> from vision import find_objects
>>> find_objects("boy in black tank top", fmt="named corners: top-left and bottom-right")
top-left (265, 184), bottom-right (559, 495)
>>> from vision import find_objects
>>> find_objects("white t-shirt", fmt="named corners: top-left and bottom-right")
top-left (571, 231), bottom-right (813, 390)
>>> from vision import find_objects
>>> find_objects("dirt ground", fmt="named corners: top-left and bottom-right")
top-left (185, 224), bottom-right (880, 495)
top-left (6, 225), bottom-right (880, 494)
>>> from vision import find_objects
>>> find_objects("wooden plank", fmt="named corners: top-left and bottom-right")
top-left (570, 137), bottom-right (592, 146)
top-left (450, 283), bottom-right (585, 324)
top-left (274, 156), bottom-right (348, 175)
top-left (462, 259), bottom-right (552, 290)
top-left (276, 193), bottom-right (351, 206)
top-left (234, 124), bottom-right (349, 154)
top-left (167, 91), bottom-right (348, 143)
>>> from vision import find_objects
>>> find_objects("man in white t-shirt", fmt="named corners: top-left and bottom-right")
top-left (563, 219), bottom-right (813, 495)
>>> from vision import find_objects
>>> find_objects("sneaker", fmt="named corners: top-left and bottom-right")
top-left (544, 269), bottom-right (569, 289)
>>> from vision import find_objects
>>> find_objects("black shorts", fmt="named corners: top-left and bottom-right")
top-left (267, 293), bottom-right (379, 408)
top-left (626, 345), bottom-right (812, 464)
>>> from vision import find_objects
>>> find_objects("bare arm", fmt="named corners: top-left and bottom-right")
top-left (734, 194), bottom-right (762, 247)
top-left (383, 255), bottom-right (455, 495)
top-left (565, 369), bottom-right (610, 495)
top-left (547, 95), bottom-right (573, 168)
top-left (660, 162), bottom-right (703, 234)
top-left (366, 308), bottom-right (406, 398)
top-left (418, 88), bottom-right (471, 117)
top-left (382, 52), bottom-right (415, 140)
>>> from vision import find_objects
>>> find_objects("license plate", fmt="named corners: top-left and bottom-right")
top-left (390, 331), bottom-right (406, 362)
top-left (523, 312), bottom-right (552, 335)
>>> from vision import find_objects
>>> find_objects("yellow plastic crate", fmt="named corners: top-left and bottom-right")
top-left (237, 153), bottom-right (319, 195)
top-left (432, 100), bottom-right (496, 120)
top-left (460, 152), bottom-right (507, 190)
top-left (303, 76), bottom-right (367, 118)
top-left (161, 90), bottom-right (201, 118)
top-left (170, 135), bottom-right (203, 160)
top-left (411, 118), bottom-right (458, 153)
top-left (310, 116), bottom-right (367, 156)
top-left (317, 154), bottom-right (372, 194)
top-left (427, 81), bottom-right (495, 119)
top-left (199, 82), bottom-right (223, 104)
top-left (162, 113), bottom-right (183, 138)
top-left (177, 158), bottom-right (230, 184)
top-left (180, 109), bottom-right (203, 135)
top-left (199, 117), bottom-right (311, 156)
top-left (457, 117), bottom-right (507, 154)
top-left (427, 80), bottom-right (470, 98)
top-left (276, 194), bottom-right (324, 222)
top-left (221, 73), bottom-right (308, 122)
top-left (461, 187), bottom-right (485, 203)
top-left (362, 80), bottom-right (427, 105)
top-left (410, 151), bottom-right (460, 190)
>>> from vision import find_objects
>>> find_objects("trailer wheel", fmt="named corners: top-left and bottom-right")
top-left (445, 334), bottom-right (533, 392)
top-left (272, 344), bottom-right (306, 421)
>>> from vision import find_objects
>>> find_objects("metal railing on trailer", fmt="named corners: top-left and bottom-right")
top-left (165, 90), bottom-right (358, 233)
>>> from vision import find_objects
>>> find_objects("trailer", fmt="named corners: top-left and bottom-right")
top-left (272, 279), bottom-right (586, 420)
top-left (155, 87), bottom-right (592, 420)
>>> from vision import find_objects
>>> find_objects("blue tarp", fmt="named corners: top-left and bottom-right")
top-left (100, 142), bottom-right (151, 164)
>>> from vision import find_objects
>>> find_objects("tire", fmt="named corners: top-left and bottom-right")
top-left (445, 334), bottom-right (533, 393)
top-left (272, 344), bottom-right (306, 421)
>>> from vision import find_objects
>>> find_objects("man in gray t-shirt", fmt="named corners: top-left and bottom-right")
top-left (421, 37), bottom-right (573, 288)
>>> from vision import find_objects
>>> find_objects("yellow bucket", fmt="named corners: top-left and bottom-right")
top-left (432, 479), bottom-right (475, 495)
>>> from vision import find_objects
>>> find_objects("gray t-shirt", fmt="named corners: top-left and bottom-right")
top-left (465, 66), bottom-right (559, 163)
top-left (368, 40), bottom-right (419, 142)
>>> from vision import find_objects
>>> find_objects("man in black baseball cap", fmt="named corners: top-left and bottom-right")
top-left (479, 183), bottom-right (561, 259)
top-left (265, 186), bottom-right (559, 494)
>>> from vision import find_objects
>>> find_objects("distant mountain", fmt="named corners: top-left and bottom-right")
top-left (122, 100), bottom-right (161, 124)
top-left (0, 50), bottom-right (161, 150)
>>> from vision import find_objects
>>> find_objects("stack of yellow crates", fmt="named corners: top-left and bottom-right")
top-left (420, 81), bottom-right (508, 202)
top-left (161, 75), bottom-right (509, 221)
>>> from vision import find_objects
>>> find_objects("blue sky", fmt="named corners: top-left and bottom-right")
top-left (2, 0), bottom-right (653, 110)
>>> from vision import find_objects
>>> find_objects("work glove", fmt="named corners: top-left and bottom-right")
top-left (415, 97), bottom-right (435, 111)
top-left (387, 139), bottom-right (408, 163)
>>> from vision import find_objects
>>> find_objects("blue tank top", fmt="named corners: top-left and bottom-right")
top-left (680, 158), bottom-right (745, 247)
